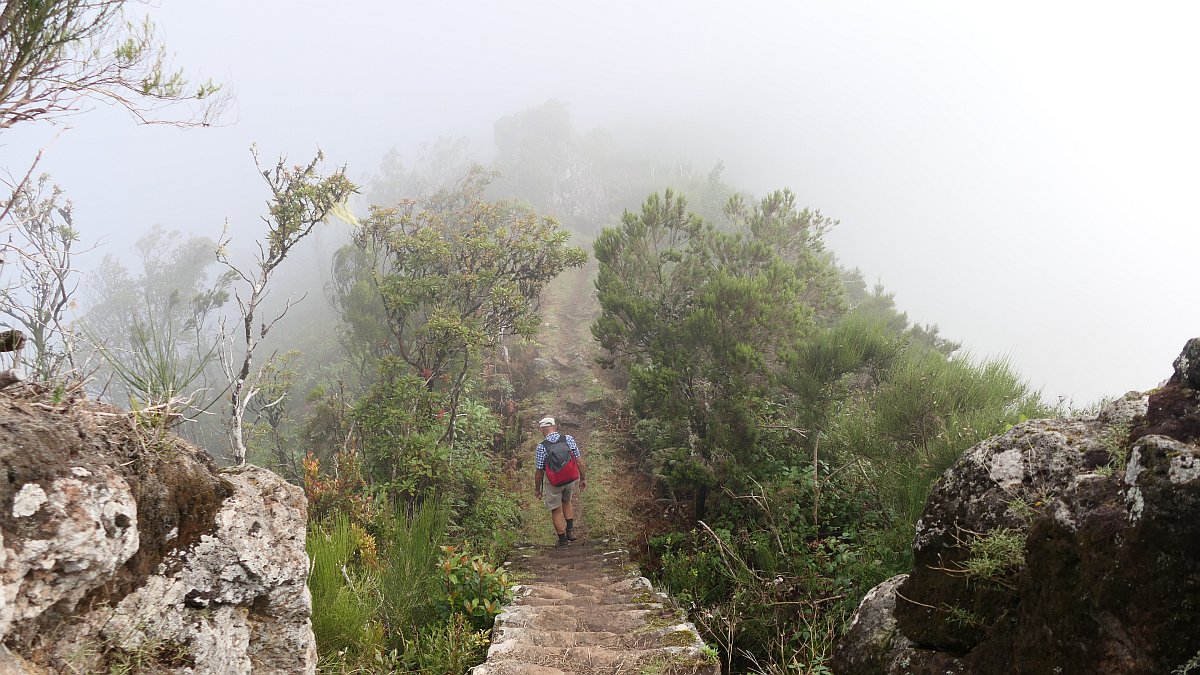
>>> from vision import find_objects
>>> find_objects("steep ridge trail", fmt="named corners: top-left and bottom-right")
top-left (477, 259), bottom-right (719, 673)
top-left (472, 540), bottom-right (718, 675)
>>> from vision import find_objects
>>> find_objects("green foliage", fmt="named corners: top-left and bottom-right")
top-left (438, 545), bottom-right (514, 629)
top-left (600, 188), bottom-right (1049, 671)
top-left (944, 604), bottom-right (986, 629)
top-left (307, 516), bottom-right (383, 658)
top-left (398, 614), bottom-right (489, 674)
top-left (347, 165), bottom-right (586, 436)
top-left (308, 502), bottom-right (506, 673)
top-left (955, 527), bottom-right (1027, 587)
top-left (351, 357), bottom-right (447, 502)
top-left (595, 189), bottom-right (843, 520)
top-left (94, 300), bottom-right (217, 425)
top-left (376, 502), bottom-right (449, 634)
top-left (245, 350), bottom-right (304, 479)
top-left (1096, 421), bottom-right (1132, 476)
top-left (825, 346), bottom-right (1047, 532)
top-left (0, 0), bottom-right (227, 130)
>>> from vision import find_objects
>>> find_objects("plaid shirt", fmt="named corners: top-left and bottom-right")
top-left (535, 432), bottom-right (581, 470)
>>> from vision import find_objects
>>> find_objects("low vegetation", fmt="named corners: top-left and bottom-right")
top-left (594, 189), bottom-right (1049, 672)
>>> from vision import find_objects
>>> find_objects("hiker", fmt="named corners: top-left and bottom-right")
top-left (533, 416), bottom-right (587, 546)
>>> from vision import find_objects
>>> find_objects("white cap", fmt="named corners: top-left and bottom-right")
top-left (538, 416), bottom-right (556, 428)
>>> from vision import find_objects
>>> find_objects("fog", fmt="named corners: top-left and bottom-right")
top-left (4, 0), bottom-right (1198, 405)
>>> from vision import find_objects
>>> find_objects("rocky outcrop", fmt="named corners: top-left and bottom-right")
top-left (0, 388), bottom-right (314, 674)
top-left (834, 341), bottom-right (1200, 675)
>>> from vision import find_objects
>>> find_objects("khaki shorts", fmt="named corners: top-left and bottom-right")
top-left (542, 478), bottom-right (578, 510)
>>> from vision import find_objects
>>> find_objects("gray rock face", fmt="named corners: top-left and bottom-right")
top-left (0, 392), bottom-right (315, 674)
top-left (832, 575), bottom-right (965, 675)
top-left (0, 463), bottom-right (139, 639)
top-left (836, 381), bottom-right (1200, 674)
top-left (52, 466), bottom-right (315, 674)
top-left (1175, 337), bottom-right (1200, 389)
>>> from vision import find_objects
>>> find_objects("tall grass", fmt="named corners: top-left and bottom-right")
top-left (377, 501), bottom-right (448, 638)
top-left (837, 348), bottom-right (1048, 531)
top-left (307, 516), bottom-right (381, 657)
top-left (308, 501), bottom-right (451, 670)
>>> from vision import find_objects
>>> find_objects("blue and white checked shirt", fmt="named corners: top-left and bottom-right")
top-left (535, 432), bottom-right (581, 470)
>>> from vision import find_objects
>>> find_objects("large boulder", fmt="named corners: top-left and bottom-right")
top-left (832, 575), bottom-right (965, 674)
top-left (835, 339), bottom-right (1200, 674)
top-left (0, 389), bottom-right (315, 674)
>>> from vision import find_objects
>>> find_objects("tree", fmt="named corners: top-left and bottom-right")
top-left (0, 175), bottom-right (82, 382)
top-left (0, 1), bottom-right (227, 388)
top-left (593, 188), bottom-right (844, 520)
top-left (0, 0), bottom-right (224, 130)
top-left (350, 165), bottom-right (587, 441)
top-left (218, 148), bottom-right (356, 465)
top-left (245, 349), bottom-right (302, 479)
top-left (82, 226), bottom-right (234, 428)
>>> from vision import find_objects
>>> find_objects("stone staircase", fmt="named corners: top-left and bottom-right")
top-left (472, 539), bottom-right (720, 675)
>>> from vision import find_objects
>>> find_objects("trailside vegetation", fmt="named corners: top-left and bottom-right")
top-left (594, 189), bottom-right (1048, 673)
top-left (296, 168), bottom-right (585, 671)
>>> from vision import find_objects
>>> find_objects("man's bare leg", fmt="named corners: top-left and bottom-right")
top-left (562, 497), bottom-right (577, 540)
top-left (551, 506), bottom-right (567, 535)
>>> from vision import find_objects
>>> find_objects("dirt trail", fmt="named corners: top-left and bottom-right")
top-left (472, 539), bottom-right (717, 675)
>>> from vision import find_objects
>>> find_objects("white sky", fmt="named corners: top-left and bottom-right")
top-left (4, 0), bottom-right (1198, 405)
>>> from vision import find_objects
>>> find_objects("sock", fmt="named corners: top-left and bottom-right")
top-left (566, 518), bottom-right (574, 532)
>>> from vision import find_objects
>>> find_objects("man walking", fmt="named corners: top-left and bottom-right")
top-left (534, 416), bottom-right (587, 546)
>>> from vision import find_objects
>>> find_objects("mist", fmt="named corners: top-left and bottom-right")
top-left (5, 0), bottom-right (1198, 405)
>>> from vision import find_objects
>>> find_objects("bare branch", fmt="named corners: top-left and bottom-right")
top-left (0, 1), bottom-right (230, 131)
top-left (218, 147), bottom-right (355, 464)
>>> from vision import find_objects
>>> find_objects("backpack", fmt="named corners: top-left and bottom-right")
top-left (543, 436), bottom-right (580, 487)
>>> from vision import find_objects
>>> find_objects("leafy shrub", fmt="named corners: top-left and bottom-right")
top-left (400, 614), bottom-right (489, 673)
top-left (351, 358), bottom-right (446, 504)
top-left (304, 450), bottom-right (378, 524)
top-left (439, 545), bottom-right (513, 629)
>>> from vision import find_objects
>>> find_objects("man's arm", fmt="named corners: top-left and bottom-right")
top-left (568, 437), bottom-right (588, 490)
top-left (534, 468), bottom-right (544, 497)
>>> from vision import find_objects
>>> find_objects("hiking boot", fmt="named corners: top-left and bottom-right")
top-left (566, 530), bottom-right (578, 542)
top-left (556, 533), bottom-right (569, 546)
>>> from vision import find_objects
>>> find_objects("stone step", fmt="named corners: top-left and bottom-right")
top-left (496, 605), bottom-right (667, 633)
top-left (472, 539), bottom-right (718, 675)
top-left (481, 643), bottom-right (716, 674)
top-left (492, 624), bottom-right (706, 650)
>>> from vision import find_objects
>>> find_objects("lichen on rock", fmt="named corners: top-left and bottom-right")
top-left (0, 387), bottom-right (315, 674)
top-left (834, 340), bottom-right (1200, 674)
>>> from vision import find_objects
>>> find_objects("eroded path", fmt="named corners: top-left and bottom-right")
top-left (473, 539), bottom-right (717, 675)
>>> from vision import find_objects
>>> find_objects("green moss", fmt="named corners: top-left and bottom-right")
top-left (631, 590), bottom-right (657, 604)
top-left (660, 630), bottom-right (697, 647)
top-left (637, 607), bottom-right (687, 633)
top-left (639, 652), bottom-right (714, 675)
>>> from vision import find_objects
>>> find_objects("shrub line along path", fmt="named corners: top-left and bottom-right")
top-left (474, 262), bottom-right (719, 674)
